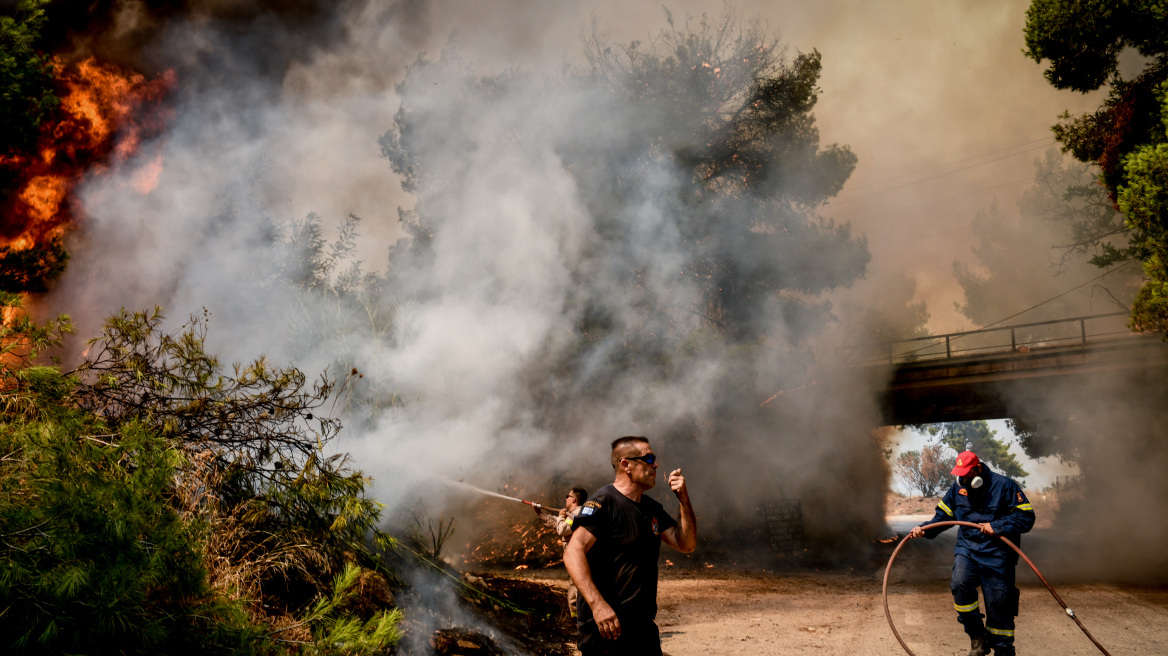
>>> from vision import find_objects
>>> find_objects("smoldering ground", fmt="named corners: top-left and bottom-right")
top-left (27, 0), bottom-right (1168, 578)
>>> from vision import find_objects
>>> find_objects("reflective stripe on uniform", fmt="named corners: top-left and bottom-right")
top-left (986, 626), bottom-right (1015, 637)
top-left (954, 600), bottom-right (980, 612)
top-left (1015, 503), bottom-right (1033, 511)
top-left (938, 501), bottom-right (954, 517)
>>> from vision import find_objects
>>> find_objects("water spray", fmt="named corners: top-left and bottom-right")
top-left (440, 477), bottom-right (563, 514)
top-left (882, 520), bottom-right (1111, 656)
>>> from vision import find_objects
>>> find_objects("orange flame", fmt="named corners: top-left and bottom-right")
top-left (1, 57), bottom-right (174, 253)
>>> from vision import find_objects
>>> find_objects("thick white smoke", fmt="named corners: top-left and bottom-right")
top-left (45, 0), bottom-right (1155, 568)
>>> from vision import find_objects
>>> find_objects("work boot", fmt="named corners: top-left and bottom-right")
top-left (967, 636), bottom-right (991, 656)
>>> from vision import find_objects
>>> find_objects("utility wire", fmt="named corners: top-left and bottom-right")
top-left (968, 264), bottom-right (1132, 332)
top-left (839, 137), bottom-right (1055, 195)
top-left (893, 263), bottom-right (1136, 360)
top-left (877, 177), bottom-right (1033, 216)
top-left (826, 142), bottom-right (1053, 209)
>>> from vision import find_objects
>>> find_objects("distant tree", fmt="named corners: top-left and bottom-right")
top-left (954, 151), bottom-right (1138, 327)
top-left (1024, 0), bottom-right (1168, 330)
top-left (923, 421), bottom-right (1029, 481)
top-left (895, 440), bottom-right (954, 497)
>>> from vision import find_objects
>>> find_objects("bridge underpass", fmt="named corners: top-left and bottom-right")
top-left (852, 312), bottom-right (1168, 425)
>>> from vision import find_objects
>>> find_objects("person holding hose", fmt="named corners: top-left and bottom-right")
top-left (534, 486), bottom-right (589, 618)
top-left (564, 436), bottom-right (697, 656)
top-left (908, 450), bottom-right (1035, 656)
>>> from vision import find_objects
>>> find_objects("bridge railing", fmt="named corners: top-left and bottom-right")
top-left (846, 311), bottom-right (1133, 365)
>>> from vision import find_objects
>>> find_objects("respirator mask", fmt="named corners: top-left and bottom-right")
top-left (958, 472), bottom-right (984, 489)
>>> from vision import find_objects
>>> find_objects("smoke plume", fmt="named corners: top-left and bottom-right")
top-left (28, 0), bottom-right (1168, 575)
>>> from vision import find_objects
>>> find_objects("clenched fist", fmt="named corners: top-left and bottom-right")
top-left (668, 469), bottom-right (687, 497)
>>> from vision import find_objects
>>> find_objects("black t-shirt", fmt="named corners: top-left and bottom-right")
top-left (572, 484), bottom-right (678, 627)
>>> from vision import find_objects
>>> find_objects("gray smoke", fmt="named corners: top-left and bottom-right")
top-left (43, 0), bottom-right (1164, 573)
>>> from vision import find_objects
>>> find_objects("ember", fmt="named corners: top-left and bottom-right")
top-left (460, 495), bottom-right (562, 569)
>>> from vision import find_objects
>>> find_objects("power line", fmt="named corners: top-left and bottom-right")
top-left (839, 136), bottom-right (1055, 196)
top-left (968, 263), bottom-right (1134, 333)
top-left (893, 263), bottom-right (1137, 359)
top-left (826, 142), bottom-right (1053, 209)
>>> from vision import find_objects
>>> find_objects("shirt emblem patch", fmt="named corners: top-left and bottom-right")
top-left (1017, 492), bottom-right (1024, 502)
top-left (584, 500), bottom-right (601, 509)
top-left (580, 506), bottom-right (594, 516)
top-left (651, 517), bottom-right (659, 535)
top-left (958, 488), bottom-right (968, 496)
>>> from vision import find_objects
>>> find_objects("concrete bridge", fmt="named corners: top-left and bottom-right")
top-left (849, 312), bottom-right (1168, 424)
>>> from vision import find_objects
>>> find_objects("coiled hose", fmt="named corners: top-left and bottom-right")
top-left (881, 520), bottom-right (1111, 655)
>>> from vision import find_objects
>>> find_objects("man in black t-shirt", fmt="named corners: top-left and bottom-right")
top-left (564, 436), bottom-right (697, 655)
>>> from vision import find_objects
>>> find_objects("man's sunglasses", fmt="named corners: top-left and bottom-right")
top-left (623, 454), bottom-right (657, 466)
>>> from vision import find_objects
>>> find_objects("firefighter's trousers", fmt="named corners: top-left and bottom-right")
top-left (952, 553), bottom-right (1019, 655)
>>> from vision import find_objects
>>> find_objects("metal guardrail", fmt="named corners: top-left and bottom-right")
top-left (847, 311), bottom-right (1134, 365)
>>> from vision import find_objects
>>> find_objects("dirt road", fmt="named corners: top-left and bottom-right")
top-left (513, 517), bottom-right (1168, 655)
top-left (654, 571), bottom-right (1166, 655)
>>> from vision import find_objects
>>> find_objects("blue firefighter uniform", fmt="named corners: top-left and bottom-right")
top-left (919, 464), bottom-right (1035, 655)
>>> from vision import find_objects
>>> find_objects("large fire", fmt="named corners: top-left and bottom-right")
top-left (1, 57), bottom-right (173, 252)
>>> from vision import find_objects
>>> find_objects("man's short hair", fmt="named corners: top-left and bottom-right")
top-left (569, 487), bottom-right (588, 505)
top-left (611, 435), bottom-right (649, 471)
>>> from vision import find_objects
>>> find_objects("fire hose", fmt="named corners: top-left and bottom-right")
top-left (882, 520), bottom-right (1111, 656)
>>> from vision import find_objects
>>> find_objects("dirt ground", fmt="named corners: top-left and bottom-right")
top-left (506, 566), bottom-right (1167, 655)
top-left (464, 496), bottom-right (1165, 654)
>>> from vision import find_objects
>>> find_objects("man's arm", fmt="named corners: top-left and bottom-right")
top-left (990, 485), bottom-right (1036, 535)
top-left (534, 506), bottom-right (558, 530)
top-left (564, 527), bottom-right (620, 640)
top-left (554, 511), bottom-right (575, 538)
top-left (660, 468), bottom-right (696, 553)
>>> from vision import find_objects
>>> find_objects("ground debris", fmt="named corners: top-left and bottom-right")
top-left (463, 573), bottom-right (574, 655)
top-left (430, 627), bottom-right (505, 655)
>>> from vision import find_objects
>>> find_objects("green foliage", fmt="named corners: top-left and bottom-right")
top-left (1024, 0), bottom-right (1168, 93)
top-left (74, 307), bottom-right (397, 607)
top-left (921, 421), bottom-right (1029, 481)
top-left (0, 0), bottom-right (58, 157)
top-left (76, 306), bottom-right (341, 476)
top-left (0, 296), bottom-right (401, 654)
top-left (1025, 0), bottom-right (1168, 329)
top-left (1007, 416), bottom-right (1077, 462)
top-left (1117, 87), bottom-right (1168, 330)
top-left (0, 415), bottom-right (263, 654)
top-left (271, 562), bottom-right (403, 655)
top-left (0, 293), bottom-right (72, 378)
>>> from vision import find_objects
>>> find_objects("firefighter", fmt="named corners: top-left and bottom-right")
top-left (908, 450), bottom-right (1035, 656)
top-left (534, 486), bottom-right (588, 617)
